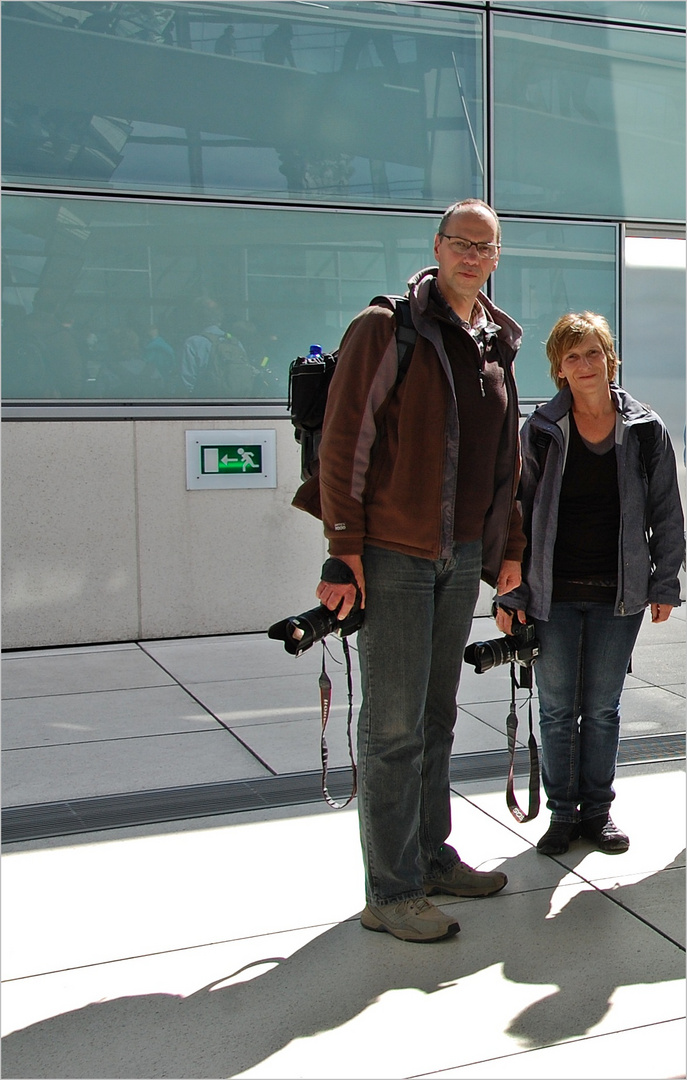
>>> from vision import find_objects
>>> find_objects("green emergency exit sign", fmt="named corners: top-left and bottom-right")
top-left (186, 429), bottom-right (277, 490)
top-left (202, 445), bottom-right (262, 474)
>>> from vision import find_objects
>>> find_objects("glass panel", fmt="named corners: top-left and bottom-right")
top-left (492, 220), bottom-right (617, 400)
top-left (2, 197), bottom-right (619, 408)
top-left (1, 1), bottom-right (484, 209)
top-left (622, 236), bottom-right (686, 492)
top-left (492, 2), bottom-right (685, 29)
top-left (494, 15), bottom-right (685, 220)
top-left (1, 194), bottom-right (439, 401)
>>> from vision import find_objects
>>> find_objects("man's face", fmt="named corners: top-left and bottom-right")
top-left (433, 208), bottom-right (500, 305)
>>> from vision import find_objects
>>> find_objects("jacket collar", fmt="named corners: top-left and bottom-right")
top-left (536, 383), bottom-right (654, 426)
top-left (407, 265), bottom-right (523, 352)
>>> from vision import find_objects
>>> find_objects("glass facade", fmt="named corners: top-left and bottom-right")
top-left (493, 2), bottom-right (686, 29)
top-left (494, 220), bottom-right (617, 398)
top-left (2, 196), bottom-right (441, 400)
top-left (493, 14), bottom-right (685, 220)
top-left (2, 194), bottom-right (619, 401)
top-left (1, 1), bottom-right (684, 407)
top-left (1, 1), bottom-right (483, 207)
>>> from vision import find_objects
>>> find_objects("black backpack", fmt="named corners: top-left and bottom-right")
top-left (288, 295), bottom-right (417, 482)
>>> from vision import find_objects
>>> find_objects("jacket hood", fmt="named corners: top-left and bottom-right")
top-left (535, 383), bottom-right (656, 426)
top-left (406, 265), bottom-right (522, 352)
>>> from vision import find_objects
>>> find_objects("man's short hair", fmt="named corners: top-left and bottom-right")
top-left (546, 311), bottom-right (619, 389)
top-left (438, 199), bottom-right (501, 244)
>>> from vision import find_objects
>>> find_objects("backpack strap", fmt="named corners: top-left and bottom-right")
top-left (533, 429), bottom-right (552, 472)
top-left (634, 419), bottom-right (658, 481)
top-left (368, 294), bottom-right (417, 386)
top-left (391, 296), bottom-right (417, 383)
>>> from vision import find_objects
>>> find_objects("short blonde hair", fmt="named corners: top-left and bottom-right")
top-left (546, 311), bottom-right (619, 390)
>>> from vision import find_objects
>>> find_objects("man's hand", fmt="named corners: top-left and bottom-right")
top-left (496, 558), bottom-right (521, 596)
top-left (651, 602), bottom-right (674, 624)
top-left (316, 554), bottom-right (365, 620)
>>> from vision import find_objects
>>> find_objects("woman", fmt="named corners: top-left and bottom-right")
top-left (497, 312), bottom-right (684, 855)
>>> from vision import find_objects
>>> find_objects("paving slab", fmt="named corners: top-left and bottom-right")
top-left (1, 686), bottom-right (221, 750)
top-left (1, 620), bottom-right (684, 1080)
top-left (421, 1018), bottom-right (686, 1078)
top-left (618, 683), bottom-right (686, 737)
top-left (626, 641), bottom-right (686, 689)
top-left (2, 647), bottom-right (175, 699)
top-left (459, 762), bottom-right (685, 884)
top-left (594, 864), bottom-right (685, 946)
top-left (1, 862), bottom-right (682, 1080)
top-left (141, 633), bottom-right (331, 683)
top-left (2, 729), bottom-right (270, 806)
top-left (2, 768), bottom-right (684, 1080)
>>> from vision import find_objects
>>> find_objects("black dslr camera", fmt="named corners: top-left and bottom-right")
top-left (464, 616), bottom-right (539, 675)
top-left (268, 558), bottom-right (364, 657)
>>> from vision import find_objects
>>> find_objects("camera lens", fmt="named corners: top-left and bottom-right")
top-left (463, 619), bottom-right (539, 675)
top-left (268, 603), bottom-right (340, 655)
top-left (464, 635), bottom-right (514, 674)
top-left (269, 587), bottom-right (364, 656)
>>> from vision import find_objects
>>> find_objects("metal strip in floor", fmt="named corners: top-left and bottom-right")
top-left (2, 733), bottom-right (684, 844)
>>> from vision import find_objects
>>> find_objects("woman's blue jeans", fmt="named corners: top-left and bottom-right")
top-left (357, 541), bottom-right (482, 906)
top-left (533, 602), bottom-right (645, 823)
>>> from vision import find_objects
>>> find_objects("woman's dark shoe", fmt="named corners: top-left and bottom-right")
top-left (536, 819), bottom-right (580, 855)
top-left (580, 814), bottom-right (629, 854)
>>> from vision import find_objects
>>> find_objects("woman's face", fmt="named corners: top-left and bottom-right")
top-left (558, 333), bottom-right (609, 394)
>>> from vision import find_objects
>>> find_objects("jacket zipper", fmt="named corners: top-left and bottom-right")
top-left (492, 352), bottom-right (520, 577)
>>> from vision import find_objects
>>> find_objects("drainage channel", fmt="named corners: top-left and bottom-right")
top-left (2, 733), bottom-right (684, 844)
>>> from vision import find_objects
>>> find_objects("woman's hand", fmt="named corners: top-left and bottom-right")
top-left (496, 559), bottom-right (521, 595)
top-left (651, 602), bottom-right (674, 624)
top-left (494, 606), bottom-right (527, 635)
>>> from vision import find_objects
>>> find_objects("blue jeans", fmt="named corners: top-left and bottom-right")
top-left (533, 602), bottom-right (645, 823)
top-left (357, 541), bottom-right (482, 905)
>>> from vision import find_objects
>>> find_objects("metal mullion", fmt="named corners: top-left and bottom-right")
top-left (617, 222), bottom-right (625, 387)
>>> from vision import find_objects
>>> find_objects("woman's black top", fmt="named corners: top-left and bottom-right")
top-left (552, 411), bottom-right (620, 604)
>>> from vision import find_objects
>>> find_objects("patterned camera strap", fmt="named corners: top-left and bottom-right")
top-left (506, 662), bottom-right (540, 822)
top-left (318, 637), bottom-right (357, 809)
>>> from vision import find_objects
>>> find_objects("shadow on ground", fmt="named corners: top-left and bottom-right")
top-left (3, 849), bottom-right (684, 1079)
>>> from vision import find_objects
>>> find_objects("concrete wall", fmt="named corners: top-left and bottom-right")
top-left (2, 418), bottom-right (495, 649)
top-left (1, 419), bottom-right (326, 648)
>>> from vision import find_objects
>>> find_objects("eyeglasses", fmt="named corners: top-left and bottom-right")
top-left (439, 234), bottom-right (499, 259)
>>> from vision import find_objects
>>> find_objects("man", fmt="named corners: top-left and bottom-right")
top-left (181, 298), bottom-right (227, 393)
top-left (314, 199), bottom-right (525, 943)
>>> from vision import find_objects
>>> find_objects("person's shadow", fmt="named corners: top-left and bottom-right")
top-left (2, 847), bottom-right (684, 1079)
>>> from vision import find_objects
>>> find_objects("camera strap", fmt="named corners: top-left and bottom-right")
top-left (505, 662), bottom-right (540, 822)
top-left (318, 636), bottom-right (357, 809)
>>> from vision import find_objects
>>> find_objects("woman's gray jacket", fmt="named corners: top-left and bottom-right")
top-left (501, 383), bottom-right (684, 620)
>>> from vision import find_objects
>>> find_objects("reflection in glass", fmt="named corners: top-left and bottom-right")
top-left (494, 15), bottom-right (685, 220)
top-left (622, 237), bottom-right (686, 475)
top-left (493, 2), bottom-right (685, 29)
top-left (2, 195), bottom-right (440, 401)
top-left (493, 220), bottom-right (617, 399)
top-left (1, 1), bottom-right (484, 209)
top-left (3, 195), bottom-right (622, 406)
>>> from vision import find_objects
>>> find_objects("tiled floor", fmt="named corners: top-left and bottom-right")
top-left (1, 611), bottom-right (685, 1079)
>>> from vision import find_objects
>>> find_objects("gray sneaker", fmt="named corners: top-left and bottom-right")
top-left (360, 897), bottom-right (460, 943)
top-left (424, 860), bottom-right (507, 898)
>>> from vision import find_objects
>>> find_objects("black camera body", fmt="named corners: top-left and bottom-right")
top-left (464, 617), bottom-right (539, 675)
top-left (268, 557), bottom-right (364, 657)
